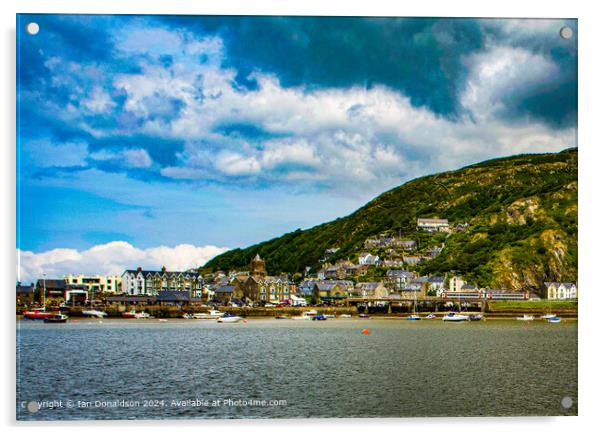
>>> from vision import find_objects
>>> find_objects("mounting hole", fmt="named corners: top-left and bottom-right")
top-left (561, 396), bottom-right (573, 409)
top-left (559, 26), bottom-right (573, 40)
top-left (26, 22), bottom-right (39, 36)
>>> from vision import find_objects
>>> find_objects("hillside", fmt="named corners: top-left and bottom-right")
top-left (204, 148), bottom-right (577, 292)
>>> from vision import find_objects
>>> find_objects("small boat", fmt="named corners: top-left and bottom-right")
top-left (217, 314), bottom-right (243, 323)
top-left (275, 315), bottom-right (289, 319)
top-left (359, 313), bottom-right (370, 318)
top-left (82, 309), bottom-right (107, 318)
top-left (541, 313), bottom-right (557, 320)
top-left (406, 314), bottom-right (421, 320)
top-left (292, 310), bottom-right (317, 320)
top-left (22, 308), bottom-right (54, 320)
top-left (442, 313), bottom-right (469, 322)
top-left (547, 316), bottom-right (562, 323)
top-left (323, 314), bottom-right (336, 319)
top-left (123, 310), bottom-right (150, 319)
top-left (340, 314), bottom-right (352, 318)
top-left (426, 313), bottom-right (436, 319)
top-left (311, 314), bottom-right (327, 321)
top-left (158, 319), bottom-right (168, 322)
top-left (469, 314), bottom-right (483, 321)
top-left (182, 313), bottom-right (193, 319)
top-left (516, 314), bottom-right (534, 321)
top-left (43, 313), bottom-right (69, 323)
top-left (192, 310), bottom-right (225, 319)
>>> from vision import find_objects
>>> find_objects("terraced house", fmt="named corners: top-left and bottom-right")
top-left (121, 266), bottom-right (203, 296)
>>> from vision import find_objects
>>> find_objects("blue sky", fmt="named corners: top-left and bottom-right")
top-left (16, 15), bottom-right (577, 280)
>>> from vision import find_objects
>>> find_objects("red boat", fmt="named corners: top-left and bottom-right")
top-left (22, 309), bottom-right (54, 320)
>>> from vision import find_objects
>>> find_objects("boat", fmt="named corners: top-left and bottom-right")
top-left (547, 316), bottom-right (562, 323)
top-left (516, 314), bottom-right (534, 321)
top-left (23, 308), bottom-right (54, 320)
top-left (323, 314), bottom-right (336, 319)
top-left (407, 314), bottom-right (421, 320)
top-left (217, 314), bottom-right (243, 323)
top-left (442, 313), bottom-right (469, 322)
top-left (123, 310), bottom-right (150, 319)
top-left (275, 315), bottom-right (289, 319)
top-left (469, 314), bottom-right (483, 321)
top-left (359, 313), bottom-right (370, 318)
top-left (312, 314), bottom-right (327, 321)
top-left (82, 309), bottom-right (107, 318)
top-left (192, 309), bottom-right (225, 319)
top-left (340, 314), bottom-right (352, 318)
top-left (541, 313), bottom-right (557, 320)
top-left (426, 313), bottom-right (436, 319)
top-left (43, 313), bottom-right (69, 323)
top-left (292, 310), bottom-right (317, 320)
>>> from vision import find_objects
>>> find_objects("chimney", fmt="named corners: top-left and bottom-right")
top-left (137, 266), bottom-right (142, 273)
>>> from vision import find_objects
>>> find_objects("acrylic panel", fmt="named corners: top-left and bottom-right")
top-left (16, 14), bottom-right (578, 420)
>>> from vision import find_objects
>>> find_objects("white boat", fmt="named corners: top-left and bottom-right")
top-left (516, 314), bottom-right (534, 321)
top-left (442, 313), bottom-right (469, 322)
top-left (292, 310), bottom-right (317, 320)
top-left (324, 314), bottom-right (336, 319)
top-left (541, 313), bottom-right (557, 320)
top-left (548, 316), bottom-right (562, 323)
top-left (407, 314), bottom-right (421, 320)
top-left (426, 313), bottom-right (436, 319)
top-left (340, 314), bottom-right (352, 318)
top-left (82, 309), bottom-right (107, 318)
top-left (217, 315), bottom-right (243, 323)
top-left (192, 309), bottom-right (225, 319)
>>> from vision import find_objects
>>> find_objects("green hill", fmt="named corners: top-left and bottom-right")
top-left (204, 148), bottom-right (577, 292)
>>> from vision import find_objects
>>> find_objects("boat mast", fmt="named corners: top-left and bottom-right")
top-left (42, 273), bottom-right (47, 310)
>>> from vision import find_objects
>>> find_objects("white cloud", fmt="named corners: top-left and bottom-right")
top-left (82, 86), bottom-right (116, 113)
top-left (17, 241), bottom-right (229, 284)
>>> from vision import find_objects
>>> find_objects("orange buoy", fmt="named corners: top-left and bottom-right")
top-left (362, 329), bottom-right (370, 335)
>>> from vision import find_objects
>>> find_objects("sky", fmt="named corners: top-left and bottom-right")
top-left (16, 15), bottom-right (577, 282)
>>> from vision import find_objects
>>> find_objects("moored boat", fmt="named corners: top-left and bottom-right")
top-left (43, 313), bottom-right (69, 323)
top-left (192, 309), bottom-right (225, 319)
top-left (340, 314), bottom-right (352, 318)
top-left (82, 309), bottom-right (107, 318)
top-left (407, 314), bottom-right (421, 320)
top-left (547, 316), bottom-right (561, 323)
top-left (516, 314), bottom-right (534, 321)
top-left (217, 314), bottom-right (243, 323)
top-left (469, 314), bottom-right (483, 321)
top-left (311, 314), bottom-right (327, 321)
top-left (359, 313), bottom-right (370, 318)
top-left (323, 314), bottom-right (336, 319)
top-left (442, 313), bottom-right (469, 322)
top-left (541, 313), bottom-right (557, 320)
top-left (23, 308), bottom-right (54, 320)
top-left (275, 315), bottom-right (289, 319)
top-left (292, 310), bottom-right (317, 320)
top-left (426, 313), bottom-right (436, 319)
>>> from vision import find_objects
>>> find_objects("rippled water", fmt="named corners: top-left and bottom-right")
top-left (16, 318), bottom-right (577, 420)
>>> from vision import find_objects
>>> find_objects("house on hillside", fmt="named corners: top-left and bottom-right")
top-left (358, 253), bottom-right (380, 266)
top-left (355, 281), bottom-right (388, 298)
top-left (417, 218), bottom-right (450, 233)
top-left (543, 282), bottom-right (578, 300)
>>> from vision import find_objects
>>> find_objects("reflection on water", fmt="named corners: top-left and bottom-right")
top-left (16, 318), bottom-right (577, 420)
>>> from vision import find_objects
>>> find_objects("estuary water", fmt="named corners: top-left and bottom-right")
top-left (16, 318), bottom-right (577, 420)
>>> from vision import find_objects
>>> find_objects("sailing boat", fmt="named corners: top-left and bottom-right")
top-left (82, 287), bottom-right (107, 318)
top-left (406, 288), bottom-right (421, 320)
top-left (23, 275), bottom-right (54, 320)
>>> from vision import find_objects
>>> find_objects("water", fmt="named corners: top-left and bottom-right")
top-left (16, 318), bottom-right (577, 420)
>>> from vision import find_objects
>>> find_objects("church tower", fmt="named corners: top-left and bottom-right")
top-left (250, 254), bottom-right (266, 278)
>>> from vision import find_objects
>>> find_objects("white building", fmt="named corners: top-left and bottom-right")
top-left (544, 282), bottom-right (578, 300)
top-left (417, 218), bottom-right (450, 232)
top-left (121, 267), bottom-right (203, 296)
top-left (448, 276), bottom-right (466, 293)
top-left (64, 274), bottom-right (121, 294)
top-left (358, 253), bottom-right (380, 266)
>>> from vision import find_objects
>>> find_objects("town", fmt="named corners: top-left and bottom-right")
top-left (16, 218), bottom-right (578, 316)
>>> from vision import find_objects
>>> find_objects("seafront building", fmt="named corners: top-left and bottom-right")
top-left (120, 267), bottom-right (203, 296)
top-left (64, 274), bottom-right (121, 294)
